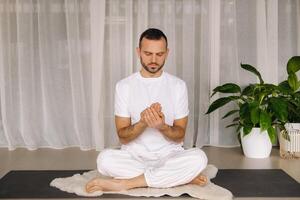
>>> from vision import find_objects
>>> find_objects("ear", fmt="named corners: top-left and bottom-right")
top-left (165, 48), bottom-right (169, 59)
top-left (136, 47), bottom-right (141, 58)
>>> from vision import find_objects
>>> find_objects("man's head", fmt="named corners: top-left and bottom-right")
top-left (137, 28), bottom-right (169, 77)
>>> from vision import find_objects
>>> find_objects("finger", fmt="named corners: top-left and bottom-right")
top-left (86, 182), bottom-right (95, 192)
top-left (158, 111), bottom-right (164, 118)
top-left (141, 109), bottom-right (147, 117)
top-left (151, 108), bottom-right (161, 120)
top-left (154, 104), bottom-right (160, 112)
top-left (140, 112), bottom-right (146, 122)
top-left (150, 103), bottom-right (160, 112)
top-left (86, 180), bottom-right (96, 189)
top-left (156, 103), bottom-right (162, 111)
top-left (150, 102), bottom-right (159, 107)
top-left (149, 108), bottom-right (159, 121)
top-left (158, 112), bottom-right (163, 118)
top-left (144, 111), bottom-right (153, 127)
top-left (153, 103), bottom-right (161, 112)
top-left (199, 176), bottom-right (207, 184)
top-left (87, 185), bottom-right (102, 193)
top-left (141, 109), bottom-right (149, 123)
top-left (146, 108), bottom-right (156, 122)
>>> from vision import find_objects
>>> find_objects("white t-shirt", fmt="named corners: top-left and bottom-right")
top-left (114, 71), bottom-right (189, 154)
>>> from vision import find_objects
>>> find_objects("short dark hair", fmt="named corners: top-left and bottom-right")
top-left (139, 28), bottom-right (168, 48)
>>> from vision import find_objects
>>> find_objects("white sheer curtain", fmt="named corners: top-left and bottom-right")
top-left (0, 0), bottom-right (299, 150)
top-left (0, 0), bottom-right (106, 150)
top-left (103, 0), bottom-right (300, 148)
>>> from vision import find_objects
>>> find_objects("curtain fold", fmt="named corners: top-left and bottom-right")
top-left (90, 0), bottom-right (106, 150)
top-left (0, 0), bottom-right (106, 150)
top-left (0, 0), bottom-right (299, 150)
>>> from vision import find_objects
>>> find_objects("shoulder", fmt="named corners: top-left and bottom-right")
top-left (115, 72), bottom-right (139, 91)
top-left (164, 72), bottom-right (187, 88)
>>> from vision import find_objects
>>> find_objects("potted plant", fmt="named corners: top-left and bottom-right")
top-left (277, 56), bottom-right (300, 158)
top-left (206, 64), bottom-right (288, 158)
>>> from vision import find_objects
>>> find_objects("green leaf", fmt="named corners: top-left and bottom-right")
top-left (287, 102), bottom-right (300, 122)
top-left (211, 83), bottom-right (241, 97)
top-left (241, 84), bottom-right (255, 96)
top-left (232, 117), bottom-right (240, 122)
top-left (278, 81), bottom-right (293, 94)
top-left (269, 97), bottom-right (288, 122)
top-left (267, 126), bottom-right (276, 144)
top-left (288, 73), bottom-right (299, 91)
top-left (243, 125), bottom-right (253, 136)
top-left (226, 123), bottom-right (239, 128)
top-left (241, 63), bottom-right (264, 84)
top-left (206, 96), bottom-right (239, 114)
top-left (259, 110), bottom-right (271, 131)
top-left (287, 56), bottom-right (300, 74)
top-left (263, 84), bottom-right (278, 92)
top-left (250, 107), bottom-right (260, 125)
top-left (281, 129), bottom-right (290, 141)
top-left (248, 101), bottom-right (260, 125)
top-left (222, 109), bottom-right (239, 119)
top-left (239, 103), bottom-right (251, 125)
top-left (236, 125), bottom-right (242, 134)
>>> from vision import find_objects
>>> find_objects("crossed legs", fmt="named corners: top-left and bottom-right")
top-left (86, 172), bottom-right (207, 193)
top-left (86, 148), bottom-right (208, 193)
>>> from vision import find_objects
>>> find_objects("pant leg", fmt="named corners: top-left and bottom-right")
top-left (97, 148), bottom-right (145, 179)
top-left (144, 148), bottom-right (208, 188)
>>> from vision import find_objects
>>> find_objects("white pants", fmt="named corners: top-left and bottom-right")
top-left (96, 147), bottom-right (208, 188)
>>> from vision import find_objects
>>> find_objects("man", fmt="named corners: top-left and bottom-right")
top-left (86, 28), bottom-right (208, 193)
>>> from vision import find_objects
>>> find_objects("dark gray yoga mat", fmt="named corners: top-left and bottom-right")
top-left (0, 169), bottom-right (299, 198)
top-left (211, 169), bottom-right (300, 197)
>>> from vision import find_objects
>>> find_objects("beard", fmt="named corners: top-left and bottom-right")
top-left (140, 59), bottom-right (165, 74)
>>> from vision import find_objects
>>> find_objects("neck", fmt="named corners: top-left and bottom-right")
top-left (140, 69), bottom-right (163, 78)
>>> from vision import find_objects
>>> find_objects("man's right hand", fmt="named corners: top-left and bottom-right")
top-left (116, 102), bottom-right (165, 144)
top-left (140, 102), bottom-right (162, 124)
top-left (151, 102), bottom-right (162, 113)
top-left (140, 102), bottom-right (165, 129)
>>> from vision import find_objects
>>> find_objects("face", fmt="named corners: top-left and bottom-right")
top-left (137, 38), bottom-right (169, 77)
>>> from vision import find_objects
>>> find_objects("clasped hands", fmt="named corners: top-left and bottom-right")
top-left (140, 102), bottom-right (166, 130)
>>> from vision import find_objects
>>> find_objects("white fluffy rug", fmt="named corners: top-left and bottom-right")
top-left (50, 164), bottom-right (232, 200)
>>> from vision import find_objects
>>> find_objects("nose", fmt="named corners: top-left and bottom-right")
top-left (151, 54), bottom-right (157, 63)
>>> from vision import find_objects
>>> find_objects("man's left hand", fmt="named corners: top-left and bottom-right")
top-left (144, 107), bottom-right (165, 129)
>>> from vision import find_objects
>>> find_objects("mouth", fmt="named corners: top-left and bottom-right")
top-left (149, 63), bottom-right (158, 67)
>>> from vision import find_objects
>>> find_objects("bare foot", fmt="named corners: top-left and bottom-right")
top-left (86, 178), bottom-right (128, 193)
top-left (86, 174), bottom-right (147, 193)
top-left (190, 174), bottom-right (207, 186)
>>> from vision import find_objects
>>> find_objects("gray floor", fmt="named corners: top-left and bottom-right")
top-left (0, 146), bottom-right (300, 200)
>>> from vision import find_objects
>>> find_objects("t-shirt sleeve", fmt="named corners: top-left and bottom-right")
top-left (114, 81), bottom-right (130, 118)
top-left (174, 81), bottom-right (189, 120)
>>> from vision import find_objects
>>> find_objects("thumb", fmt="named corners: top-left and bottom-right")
top-left (158, 111), bottom-right (164, 118)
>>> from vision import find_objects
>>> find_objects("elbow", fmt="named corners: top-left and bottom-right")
top-left (119, 137), bottom-right (130, 145)
top-left (117, 130), bottom-right (130, 145)
top-left (175, 131), bottom-right (185, 143)
top-left (174, 136), bottom-right (184, 143)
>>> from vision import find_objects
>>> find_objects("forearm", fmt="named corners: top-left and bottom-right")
top-left (158, 124), bottom-right (185, 142)
top-left (118, 121), bottom-right (147, 144)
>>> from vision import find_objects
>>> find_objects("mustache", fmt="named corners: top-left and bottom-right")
top-left (148, 63), bottom-right (159, 66)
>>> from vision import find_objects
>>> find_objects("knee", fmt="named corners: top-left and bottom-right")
top-left (189, 148), bottom-right (208, 172)
top-left (96, 149), bottom-right (115, 176)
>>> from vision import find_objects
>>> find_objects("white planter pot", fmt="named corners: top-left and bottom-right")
top-left (284, 123), bottom-right (300, 131)
top-left (241, 127), bottom-right (272, 158)
top-left (280, 123), bottom-right (300, 158)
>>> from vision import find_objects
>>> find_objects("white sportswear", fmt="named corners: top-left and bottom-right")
top-left (97, 71), bottom-right (208, 188)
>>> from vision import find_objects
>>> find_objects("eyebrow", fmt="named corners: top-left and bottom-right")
top-left (143, 51), bottom-right (166, 54)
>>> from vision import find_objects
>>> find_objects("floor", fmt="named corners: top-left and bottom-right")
top-left (0, 146), bottom-right (299, 200)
